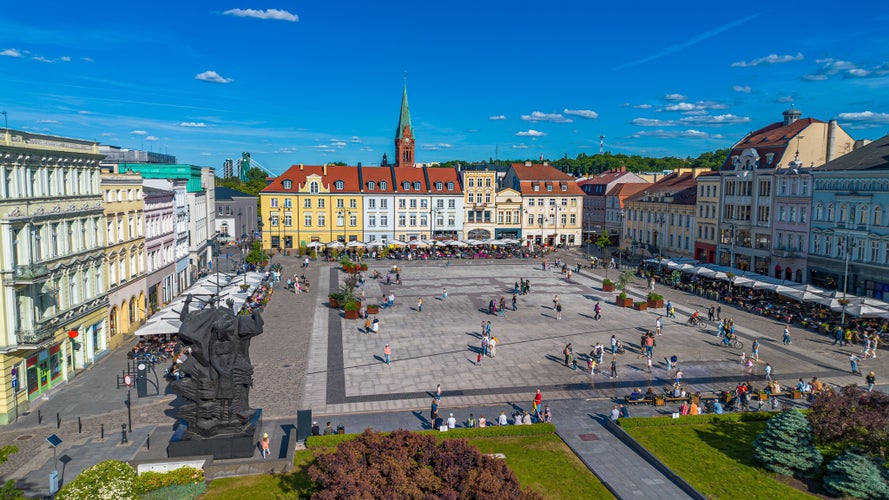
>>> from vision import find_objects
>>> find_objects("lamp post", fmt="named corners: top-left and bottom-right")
top-left (726, 222), bottom-right (736, 270)
top-left (841, 238), bottom-right (857, 325)
top-left (655, 214), bottom-right (665, 257)
top-left (618, 209), bottom-right (625, 270)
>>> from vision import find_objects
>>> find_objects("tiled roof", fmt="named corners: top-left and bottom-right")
top-left (143, 186), bottom-right (173, 197)
top-left (624, 173), bottom-right (697, 205)
top-left (262, 165), bottom-right (362, 193)
top-left (605, 182), bottom-right (649, 198)
top-left (509, 162), bottom-right (575, 181)
top-left (392, 167), bottom-right (427, 192)
top-left (720, 118), bottom-right (819, 170)
top-left (426, 168), bottom-right (462, 193)
top-left (816, 134), bottom-right (889, 171)
top-left (518, 180), bottom-right (584, 196)
top-left (215, 186), bottom-right (254, 200)
top-left (359, 166), bottom-right (395, 192)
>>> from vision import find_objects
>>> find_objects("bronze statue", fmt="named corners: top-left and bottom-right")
top-left (172, 295), bottom-right (264, 438)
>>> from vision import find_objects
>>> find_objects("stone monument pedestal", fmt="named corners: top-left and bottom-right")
top-left (167, 409), bottom-right (262, 460)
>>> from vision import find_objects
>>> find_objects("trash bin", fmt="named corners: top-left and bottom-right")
top-left (337, 425), bottom-right (344, 435)
top-left (49, 470), bottom-right (59, 495)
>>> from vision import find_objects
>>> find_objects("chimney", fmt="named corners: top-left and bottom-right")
top-left (524, 160), bottom-right (532, 167)
top-left (357, 161), bottom-right (362, 167)
top-left (299, 163), bottom-right (304, 171)
top-left (323, 163), bottom-right (327, 176)
top-left (826, 119), bottom-right (838, 162)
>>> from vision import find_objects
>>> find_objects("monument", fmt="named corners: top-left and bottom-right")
top-left (167, 295), bottom-right (264, 459)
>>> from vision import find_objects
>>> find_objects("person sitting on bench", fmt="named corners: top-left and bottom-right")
top-left (628, 388), bottom-right (643, 401)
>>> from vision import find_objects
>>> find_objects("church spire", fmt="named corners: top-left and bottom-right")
top-left (394, 78), bottom-right (414, 167)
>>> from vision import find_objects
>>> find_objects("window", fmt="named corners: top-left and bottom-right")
top-left (381, 199), bottom-right (388, 208)
top-left (335, 180), bottom-right (344, 190)
top-left (318, 214), bottom-right (326, 227)
top-left (283, 180), bottom-right (292, 190)
top-left (448, 200), bottom-right (455, 209)
top-left (570, 214), bottom-right (576, 224)
top-left (380, 215), bottom-right (388, 226)
top-left (270, 215), bottom-right (279, 227)
top-left (369, 216), bottom-right (376, 226)
top-left (284, 198), bottom-right (292, 208)
top-left (398, 215), bottom-right (406, 226)
top-left (485, 178), bottom-right (491, 187)
top-left (304, 214), bottom-right (312, 227)
top-left (448, 216), bottom-right (455, 226)
top-left (437, 199), bottom-right (444, 209)
top-left (468, 178), bottom-right (475, 187)
top-left (380, 181), bottom-right (387, 190)
top-left (414, 182), bottom-right (421, 191)
top-left (533, 184), bottom-right (539, 192)
top-left (398, 199), bottom-right (406, 209)
top-left (420, 215), bottom-right (427, 226)
top-left (409, 199), bottom-right (417, 209)
top-left (527, 199), bottom-right (534, 207)
top-left (310, 181), bottom-right (319, 193)
top-left (469, 193), bottom-right (475, 203)
top-left (546, 184), bottom-right (553, 192)
top-left (218, 207), bottom-right (224, 215)
top-left (336, 199), bottom-right (344, 208)
top-left (875, 207), bottom-right (882, 226)
top-left (485, 194), bottom-right (491, 203)
top-left (435, 181), bottom-right (443, 190)
top-left (409, 215), bottom-right (417, 226)
top-left (318, 199), bottom-right (325, 208)
top-left (349, 199), bottom-right (357, 208)
top-left (304, 198), bottom-right (312, 208)
top-left (284, 214), bottom-right (292, 226)
top-left (447, 182), bottom-right (454, 190)
top-left (420, 199), bottom-right (428, 209)
top-left (368, 199), bottom-right (376, 209)
top-left (403, 181), bottom-right (410, 190)
top-left (271, 198), bottom-right (278, 208)
top-left (368, 181), bottom-right (376, 190)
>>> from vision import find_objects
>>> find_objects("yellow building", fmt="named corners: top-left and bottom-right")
top-left (0, 130), bottom-right (107, 423)
top-left (623, 173), bottom-right (698, 259)
top-left (503, 162), bottom-right (584, 248)
top-left (462, 170), bottom-right (497, 240)
top-left (494, 188), bottom-right (523, 239)
top-left (260, 164), bottom-right (364, 250)
top-left (101, 168), bottom-right (148, 349)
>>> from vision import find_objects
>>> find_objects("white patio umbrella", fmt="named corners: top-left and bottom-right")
top-left (327, 241), bottom-right (344, 249)
top-left (844, 304), bottom-right (889, 319)
top-left (306, 241), bottom-right (324, 249)
top-left (367, 241), bottom-right (387, 248)
top-left (388, 240), bottom-right (406, 246)
top-left (412, 240), bottom-right (430, 248)
top-left (782, 284), bottom-right (827, 302)
top-left (346, 240), bottom-right (366, 248)
top-left (135, 319), bottom-right (181, 337)
top-left (731, 275), bottom-right (757, 288)
top-left (502, 239), bottom-right (520, 245)
top-left (448, 240), bottom-right (468, 247)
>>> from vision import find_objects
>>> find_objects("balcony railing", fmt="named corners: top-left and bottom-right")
top-left (13, 263), bottom-right (50, 280)
top-left (15, 326), bottom-right (53, 345)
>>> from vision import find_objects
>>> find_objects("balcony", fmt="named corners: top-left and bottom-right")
top-left (15, 326), bottom-right (53, 346)
top-left (13, 263), bottom-right (50, 281)
top-left (772, 249), bottom-right (801, 259)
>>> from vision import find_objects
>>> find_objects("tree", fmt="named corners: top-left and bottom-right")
top-left (594, 230), bottom-right (611, 254)
top-left (616, 269), bottom-right (635, 294)
top-left (308, 429), bottom-right (540, 499)
top-left (823, 448), bottom-right (889, 499)
top-left (809, 384), bottom-right (889, 457)
top-left (244, 241), bottom-right (268, 266)
top-left (753, 409), bottom-right (822, 477)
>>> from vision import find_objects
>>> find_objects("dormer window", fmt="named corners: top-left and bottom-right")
top-left (282, 179), bottom-right (292, 190)
top-left (380, 181), bottom-right (388, 190)
top-left (403, 181), bottom-right (410, 190)
top-left (414, 181), bottom-right (422, 191)
top-left (546, 184), bottom-right (553, 192)
top-left (446, 182), bottom-right (454, 190)
top-left (435, 181), bottom-right (443, 190)
top-left (533, 184), bottom-right (539, 192)
top-left (766, 153), bottom-right (775, 165)
top-left (310, 181), bottom-right (319, 194)
top-left (368, 181), bottom-right (376, 190)
top-left (561, 184), bottom-right (567, 191)
top-left (335, 180), bottom-right (344, 190)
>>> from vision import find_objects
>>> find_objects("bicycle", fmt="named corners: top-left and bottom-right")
top-left (722, 337), bottom-right (743, 350)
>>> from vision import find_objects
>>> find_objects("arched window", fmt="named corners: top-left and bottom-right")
top-left (827, 204), bottom-right (835, 221)
top-left (860, 205), bottom-right (868, 225)
top-left (446, 182), bottom-right (454, 190)
top-left (815, 203), bottom-right (824, 221)
top-left (775, 265), bottom-right (782, 279)
top-left (785, 267), bottom-right (792, 281)
top-left (282, 180), bottom-right (292, 190)
top-left (310, 181), bottom-right (319, 193)
top-left (875, 206), bottom-right (882, 226)
top-left (435, 181), bottom-right (443, 190)
top-left (795, 269), bottom-right (802, 282)
top-left (335, 180), bottom-right (344, 190)
top-left (839, 204), bottom-right (847, 223)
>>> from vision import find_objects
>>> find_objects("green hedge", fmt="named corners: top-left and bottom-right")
top-left (618, 412), bottom-right (775, 429)
top-left (306, 423), bottom-right (556, 450)
top-left (139, 482), bottom-right (206, 500)
top-left (133, 467), bottom-right (204, 494)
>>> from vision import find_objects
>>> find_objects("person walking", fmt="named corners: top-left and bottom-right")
top-left (417, 297), bottom-right (423, 312)
top-left (708, 305), bottom-right (715, 322)
top-left (442, 287), bottom-right (447, 300)
top-left (533, 389), bottom-right (543, 417)
top-left (782, 324), bottom-right (791, 345)
top-left (832, 325), bottom-right (844, 346)
top-left (865, 371), bottom-right (876, 392)
top-left (594, 302), bottom-right (601, 320)
top-left (610, 357), bottom-right (618, 379)
top-left (512, 294), bottom-right (518, 311)
top-left (764, 362), bottom-right (772, 381)
top-left (716, 305), bottom-right (721, 320)
top-left (850, 353), bottom-right (862, 376)
top-left (563, 343), bottom-right (573, 366)
top-left (261, 432), bottom-right (271, 459)
top-left (499, 296), bottom-right (506, 317)
top-left (430, 398), bottom-right (439, 422)
top-left (555, 301), bottom-right (562, 320)
top-left (752, 338), bottom-right (760, 361)
top-left (489, 336), bottom-right (497, 358)
top-left (435, 383), bottom-right (442, 401)
top-left (656, 316), bottom-right (663, 336)
top-left (610, 335), bottom-right (617, 355)
top-left (383, 343), bottom-right (391, 365)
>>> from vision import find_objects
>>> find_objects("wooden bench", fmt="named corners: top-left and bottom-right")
top-left (624, 397), bottom-right (652, 405)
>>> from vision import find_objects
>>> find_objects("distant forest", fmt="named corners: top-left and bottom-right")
top-left (216, 148), bottom-right (730, 195)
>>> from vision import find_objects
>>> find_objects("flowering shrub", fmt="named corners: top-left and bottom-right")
top-left (133, 466), bottom-right (204, 494)
top-left (56, 460), bottom-right (137, 500)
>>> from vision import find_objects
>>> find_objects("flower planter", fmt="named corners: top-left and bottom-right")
top-left (654, 396), bottom-right (665, 406)
top-left (647, 299), bottom-right (664, 309)
top-left (691, 394), bottom-right (700, 405)
top-left (366, 305), bottom-right (379, 315)
top-left (758, 392), bottom-right (769, 401)
top-left (602, 284), bottom-right (615, 292)
top-left (344, 309), bottom-right (360, 320)
top-left (616, 297), bottom-right (633, 308)
top-left (791, 390), bottom-right (802, 400)
top-left (329, 298), bottom-right (340, 309)
top-left (633, 302), bottom-right (647, 311)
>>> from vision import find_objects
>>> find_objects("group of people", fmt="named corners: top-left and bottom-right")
top-left (429, 389), bottom-right (551, 430)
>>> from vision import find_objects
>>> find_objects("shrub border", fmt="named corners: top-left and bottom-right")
top-left (306, 423), bottom-right (557, 450)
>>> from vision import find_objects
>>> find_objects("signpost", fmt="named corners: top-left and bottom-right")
top-left (47, 434), bottom-right (63, 494)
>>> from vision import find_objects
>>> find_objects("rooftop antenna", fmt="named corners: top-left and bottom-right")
top-left (599, 135), bottom-right (605, 155)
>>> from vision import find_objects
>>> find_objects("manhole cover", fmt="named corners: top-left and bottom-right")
top-left (578, 433), bottom-right (599, 441)
top-left (16, 435), bottom-right (33, 441)
top-left (282, 364), bottom-right (292, 368)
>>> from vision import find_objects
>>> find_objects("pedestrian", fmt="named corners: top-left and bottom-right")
top-left (782, 324), bottom-right (791, 345)
top-left (610, 335), bottom-right (617, 355)
top-left (594, 302), bottom-right (601, 320)
top-left (555, 301), bottom-right (562, 320)
top-left (764, 362), bottom-right (772, 381)
top-left (610, 405), bottom-right (620, 421)
top-left (746, 357), bottom-right (754, 375)
top-left (476, 351), bottom-right (482, 365)
top-left (553, 294), bottom-right (560, 310)
top-left (372, 316), bottom-right (380, 333)
top-left (656, 316), bottom-right (663, 336)
top-left (447, 413), bottom-right (456, 429)
top-left (388, 292), bottom-right (395, 308)
top-left (865, 371), bottom-right (876, 392)
top-left (850, 353), bottom-right (861, 376)
top-left (481, 334), bottom-right (489, 358)
top-left (708, 305), bottom-right (715, 322)
top-left (512, 294), bottom-right (517, 311)
top-left (489, 336), bottom-right (497, 358)
top-left (674, 368), bottom-right (683, 385)
top-left (383, 343), bottom-right (391, 365)
top-left (417, 297), bottom-right (423, 312)
top-left (386, 273), bottom-right (391, 285)
top-left (752, 338), bottom-right (760, 361)
top-left (442, 287), bottom-right (447, 300)
top-left (716, 305), bottom-right (721, 320)
top-left (832, 325), bottom-right (844, 346)
top-left (261, 432), bottom-right (270, 459)
top-left (563, 343), bottom-right (573, 366)
top-left (499, 296), bottom-right (506, 317)
top-left (365, 315), bottom-right (372, 334)
top-left (435, 383), bottom-right (442, 401)
top-left (646, 355), bottom-right (653, 373)
top-left (610, 357), bottom-right (618, 379)
top-left (533, 389), bottom-right (543, 416)
top-left (431, 398), bottom-right (439, 421)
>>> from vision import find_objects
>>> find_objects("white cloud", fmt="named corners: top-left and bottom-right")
top-left (732, 85), bottom-right (752, 93)
top-left (634, 104), bottom-right (653, 109)
top-left (145, 136), bottom-right (159, 141)
top-left (313, 145), bottom-right (335, 153)
top-left (130, 130), bottom-right (148, 135)
top-left (631, 118), bottom-right (677, 127)
top-left (83, 57), bottom-right (94, 63)
top-left (803, 58), bottom-right (856, 81)
top-left (359, 147), bottom-right (374, 152)
top-left (60, 56), bottom-right (71, 62)
top-left (521, 111), bottom-right (572, 123)
top-left (78, 110), bottom-right (92, 115)
top-left (330, 140), bottom-right (347, 148)
top-left (563, 108), bottom-right (598, 119)
top-left (664, 93), bottom-right (687, 101)
top-left (0, 48), bottom-right (21, 57)
top-left (99, 132), bottom-right (115, 137)
top-left (516, 129), bottom-right (546, 137)
top-left (32, 55), bottom-right (54, 63)
top-left (680, 114), bottom-right (751, 125)
top-left (837, 111), bottom-right (889, 124)
top-left (179, 121), bottom-right (206, 127)
top-left (223, 8), bottom-right (299, 22)
top-left (200, 152), bottom-right (213, 156)
top-left (511, 144), bottom-right (529, 149)
top-left (632, 129), bottom-right (724, 139)
top-left (775, 96), bottom-right (795, 103)
top-left (195, 70), bottom-right (233, 84)
top-left (732, 52), bottom-right (804, 67)
top-left (421, 143), bottom-right (453, 151)
top-left (37, 119), bottom-right (60, 124)
top-left (350, 136), bottom-right (362, 143)
top-left (489, 115), bottom-right (507, 121)
top-left (662, 100), bottom-right (728, 112)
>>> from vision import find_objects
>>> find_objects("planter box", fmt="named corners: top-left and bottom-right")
top-left (758, 393), bottom-right (769, 401)
top-left (344, 309), bottom-right (360, 320)
top-left (647, 299), bottom-right (664, 308)
top-left (329, 298), bottom-right (340, 309)
top-left (633, 302), bottom-right (648, 311)
top-left (366, 305), bottom-right (379, 315)
top-left (654, 397), bottom-right (665, 407)
top-left (792, 390), bottom-right (802, 400)
top-left (691, 395), bottom-right (700, 405)
top-left (602, 284), bottom-right (615, 292)
top-left (616, 297), bottom-right (633, 308)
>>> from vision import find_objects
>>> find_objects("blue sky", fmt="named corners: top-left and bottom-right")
top-left (2, 1), bottom-right (888, 174)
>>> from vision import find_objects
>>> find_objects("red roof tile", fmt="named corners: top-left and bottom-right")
top-left (720, 118), bottom-right (820, 170)
top-left (262, 164), bottom-right (362, 193)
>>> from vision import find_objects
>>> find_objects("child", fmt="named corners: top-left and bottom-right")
top-left (476, 352), bottom-right (482, 366)
top-left (261, 432), bottom-right (270, 459)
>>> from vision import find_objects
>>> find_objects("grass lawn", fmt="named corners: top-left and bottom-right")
top-left (624, 421), bottom-right (815, 499)
top-left (201, 434), bottom-right (611, 500)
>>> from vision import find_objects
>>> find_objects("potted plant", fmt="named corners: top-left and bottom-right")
top-left (239, 284), bottom-right (250, 292)
top-left (366, 304), bottom-right (379, 315)
top-left (616, 269), bottom-right (635, 294)
top-left (758, 391), bottom-right (769, 401)
top-left (654, 394), bottom-right (665, 406)
top-left (616, 292), bottom-right (633, 308)
top-left (691, 393), bottom-right (700, 406)
top-left (360, 263), bottom-right (368, 271)
top-left (343, 301), bottom-right (360, 320)
top-left (601, 279), bottom-right (615, 292)
top-left (791, 389), bottom-right (802, 400)
top-left (328, 292), bottom-right (343, 309)
top-left (633, 301), bottom-right (647, 311)
top-left (647, 293), bottom-right (664, 308)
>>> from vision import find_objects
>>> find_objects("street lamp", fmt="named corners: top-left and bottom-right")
top-left (841, 238), bottom-right (857, 325)
top-left (618, 209), bottom-right (625, 270)
top-left (655, 214), bottom-right (665, 257)
top-left (724, 222), bottom-right (736, 270)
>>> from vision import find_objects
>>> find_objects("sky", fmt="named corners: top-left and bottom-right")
top-left (2, 1), bottom-right (888, 175)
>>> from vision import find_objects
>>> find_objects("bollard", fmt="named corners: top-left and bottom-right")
top-left (121, 424), bottom-right (128, 444)
top-left (56, 413), bottom-right (61, 429)
top-left (78, 417), bottom-right (82, 434)
top-left (101, 423), bottom-right (104, 440)
top-left (147, 435), bottom-right (150, 450)
top-left (38, 410), bottom-right (42, 425)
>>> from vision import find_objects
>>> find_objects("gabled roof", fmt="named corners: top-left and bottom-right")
top-left (720, 117), bottom-right (819, 170)
top-left (359, 166), bottom-right (395, 192)
top-left (605, 182), bottom-right (649, 198)
top-left (215, 186), bottom-right (255, 200)
top-left (510, 162), bottom-right (575, 181)
top-left (624, 173), bottom-right (697, 206)
top-left (392, 167), bottom-right (428, 193)
top-left (262, 165), bottom-right (362, 193)
top-left (426, 168), bottom-right (462, 193)
top-left (816, 134), bottom-right (889, 171)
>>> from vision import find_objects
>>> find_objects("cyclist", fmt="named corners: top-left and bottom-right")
top-left (688, 310), bottom-right (701, 326)
top-left (722, 329), bottom-right (736, 347)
